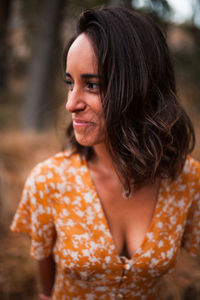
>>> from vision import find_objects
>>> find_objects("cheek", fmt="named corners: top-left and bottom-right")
top-left (98, 117), bottom-right (106, 140)
top-left (97, 111), bottom-right (105, 132)
top-left (95, 102), bottom-right (104, 123)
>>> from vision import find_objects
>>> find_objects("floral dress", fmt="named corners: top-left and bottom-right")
top-left (11, 151), bottom-right (200, 300)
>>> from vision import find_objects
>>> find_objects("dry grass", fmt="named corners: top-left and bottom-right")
top-left (0, 129), bottom-right (200, 299)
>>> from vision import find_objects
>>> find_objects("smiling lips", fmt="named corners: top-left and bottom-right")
top-left (72, 119), bottom-right (94, 128)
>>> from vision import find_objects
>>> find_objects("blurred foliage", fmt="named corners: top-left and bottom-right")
top-left (140, 0), bottom-right (171, 18)
top-left (0, 0), bottom-right (199, 131)
top-left (68, 0), bottom-right (106, 8)
top-left (174, 26), bottom-right (200, 86)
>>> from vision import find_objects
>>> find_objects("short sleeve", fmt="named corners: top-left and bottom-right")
top-left (181, 159), bottom-right (200, 257)
top-left (10, 164), bottom-right (56, 260)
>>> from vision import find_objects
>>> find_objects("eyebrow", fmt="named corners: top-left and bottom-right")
top-left (65, 72), bottom-right (100, 79)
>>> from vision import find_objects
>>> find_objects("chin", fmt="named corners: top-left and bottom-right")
top-left (74, 134), bottom-right (104, 147)
top-left (75, 135), bottom-right (95, 147)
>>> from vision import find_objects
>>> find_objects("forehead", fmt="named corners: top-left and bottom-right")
top-left (66, 33), bottom-right (97, 72)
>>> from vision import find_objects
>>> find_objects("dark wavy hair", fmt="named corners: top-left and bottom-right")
top-left (64, 6), bottom-right (195, 193)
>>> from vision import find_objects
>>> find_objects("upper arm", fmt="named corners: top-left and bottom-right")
top-left (11, 163), bottom-right (56, 260)
top-left (181, 159), bottom-right (200, 257)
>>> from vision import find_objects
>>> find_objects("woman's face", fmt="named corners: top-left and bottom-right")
top-left (65, 33), bottom-right (105, 147)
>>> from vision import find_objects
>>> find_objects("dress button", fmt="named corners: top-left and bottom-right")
top-left (79, 271), bottom-right (88, 280)
top-left (120, 256), bottom-right (127, 264)
top-left (124, 263), bottom-right (131, 270)
top-left (116, 293), bottom-right (123, 299)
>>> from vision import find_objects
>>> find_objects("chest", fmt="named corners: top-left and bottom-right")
top-left (52, 179), bottom-right (186, 283)
top-left (51, 169), bottom-right (191, 285)
top-left (90, 173), bottom-right (160, 258)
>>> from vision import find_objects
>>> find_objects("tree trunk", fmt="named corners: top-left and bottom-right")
top-left (0, 0), bottom-right (12, 91)
top-left (108, 0), bottom-right (133, 8)
top-left (23, 0), bottom-right (66, 130)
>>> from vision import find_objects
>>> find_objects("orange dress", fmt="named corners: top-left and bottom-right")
top-left (11, 151), bottom-right (200, 300)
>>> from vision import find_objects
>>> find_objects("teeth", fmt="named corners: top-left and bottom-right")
top-left (75, 121), bottom-right (87, 124)
top-left (73, 120), bottom-right (90, 127)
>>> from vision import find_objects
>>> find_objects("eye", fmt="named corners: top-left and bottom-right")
top-left (64, 79), bottom-right (74, 90)
top-left (86, 82), bottom-right (99, 92)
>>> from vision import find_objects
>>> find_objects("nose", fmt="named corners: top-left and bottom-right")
top-left (66, 87), bottom-right (86, 113)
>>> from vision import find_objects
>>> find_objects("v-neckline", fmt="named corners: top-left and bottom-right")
top-left (82, 157), bottom-right (164, 261)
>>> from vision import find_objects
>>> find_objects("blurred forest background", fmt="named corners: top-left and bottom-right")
top-left (0, 0), bottom-right (200, 299)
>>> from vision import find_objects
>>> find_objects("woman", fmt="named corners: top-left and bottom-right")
top-left (11, 6), bottom-right (200, 300)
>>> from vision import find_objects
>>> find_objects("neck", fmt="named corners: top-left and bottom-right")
top-left (92, 142), bottom-right (116, 175)
top-left (90, 142), bottom-right (131, 199)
